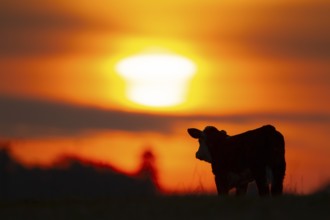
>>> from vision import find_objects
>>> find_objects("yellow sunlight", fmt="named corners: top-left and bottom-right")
top-left (115, 52), bottom-right (196, 107)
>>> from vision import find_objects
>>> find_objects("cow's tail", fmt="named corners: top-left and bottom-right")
top-left (269, 130), bottom-right (286, 195)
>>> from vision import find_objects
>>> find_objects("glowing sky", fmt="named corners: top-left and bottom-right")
top-left (0, 0), bottom-right (329, 194)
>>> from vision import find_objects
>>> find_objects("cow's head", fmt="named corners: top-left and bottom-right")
top-left (187, 126), bottom-right (228, 163)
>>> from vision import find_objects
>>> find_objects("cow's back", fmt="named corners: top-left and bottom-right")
top-left (222, 125), bottom-right (283, 170)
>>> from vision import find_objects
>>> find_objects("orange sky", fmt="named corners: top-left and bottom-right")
top-left (0, 0), bottom-right (330, 194)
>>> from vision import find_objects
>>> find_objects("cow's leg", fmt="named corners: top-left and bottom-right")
top-left (235, 183), bottom-right (248, 196)
top-left (270, 132), bottom-right (286, 196)
top-left (266, 129), bottom-right (286, 196)
top-left (252, 167), bottom-right (270, 196)
top-left (270, 160), bottom-right (286, 196)
top-left (215, 175), bottom-right (229, 196)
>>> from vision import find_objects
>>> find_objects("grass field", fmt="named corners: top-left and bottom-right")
top-left (0, 194), bottom-right (329, 220)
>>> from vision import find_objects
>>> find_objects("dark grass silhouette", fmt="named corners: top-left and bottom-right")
top-left (188, 125), bottom-right (286, 196)
top-left (0, 194), bottom-right (329, 220)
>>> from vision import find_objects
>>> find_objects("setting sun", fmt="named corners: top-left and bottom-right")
top-left (115, 52), bottom-right (196, 107)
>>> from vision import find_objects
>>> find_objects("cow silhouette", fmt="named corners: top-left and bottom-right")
top-left (188, 125), bottom-right (286, 196)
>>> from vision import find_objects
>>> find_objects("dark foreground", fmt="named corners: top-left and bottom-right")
top-left (0, 194), bottom-right (329, 220)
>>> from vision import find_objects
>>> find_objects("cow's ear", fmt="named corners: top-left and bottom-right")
top-left (187, 128), bottom-right (202, 139)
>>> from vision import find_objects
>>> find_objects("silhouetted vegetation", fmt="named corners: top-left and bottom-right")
top-left (0, 195), bottom-right (329, 220)
top-left (0, 147), bottom-right (159, 200)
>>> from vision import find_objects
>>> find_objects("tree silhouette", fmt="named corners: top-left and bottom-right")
top-left (137, 148), bottom-right (160, 193)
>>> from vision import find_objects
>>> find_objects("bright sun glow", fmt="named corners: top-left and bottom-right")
top-left (115, 53), bottom-right (196, 107)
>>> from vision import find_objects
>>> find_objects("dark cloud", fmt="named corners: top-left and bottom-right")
top-left (0, 0), bottom-right (121, 31)
top-left (0, 96), bottom-right (173, 138)
top-left (1, 96), bottom-right (329, 139)
top-left (0, 7), bottom-right (87, 31)
top-left (203, 1), bottom-right (330, 60)
top-left (0, 1), bottom-right (121, 57)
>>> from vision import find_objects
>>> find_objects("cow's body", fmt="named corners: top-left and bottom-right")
top-left (188, 125), bottom-right (286, 196)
